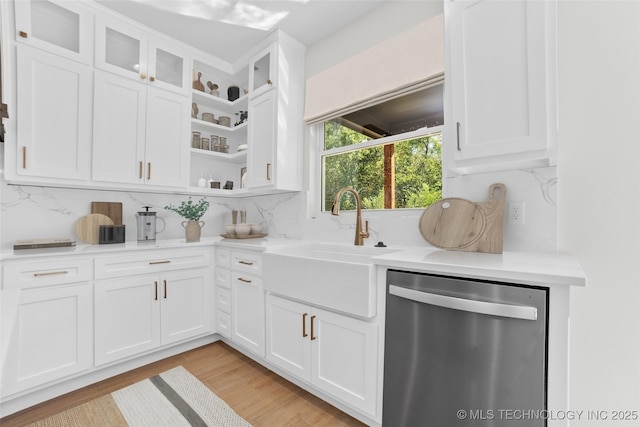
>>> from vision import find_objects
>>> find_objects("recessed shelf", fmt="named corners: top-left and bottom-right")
top-left (191, 119), bottom-right (247, 134)
top-left (190, 147), bottom-right (247, 163)
top-left (192, 89), bottom-right (248, 110)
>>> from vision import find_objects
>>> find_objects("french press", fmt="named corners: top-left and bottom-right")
top-left (135, 206), bottom-right (165, 241)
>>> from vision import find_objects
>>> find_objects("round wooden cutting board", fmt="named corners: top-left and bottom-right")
top-left (76, 213), bottom-right (114, 244)
top-left (419, 198), bottom-right (486, 249)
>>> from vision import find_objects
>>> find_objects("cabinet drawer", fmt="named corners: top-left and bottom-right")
top-left (216, 287), bottom-right (231, 313)
top-left (231, 272), bottom-right (263, 289)
top-left (216, 268), bottom-right (231, 289)
top-left (215, 248), bottom-right (231, 268)
top-left (232, 250), bottom-right (263, 275)
top-left (3, 258), bottom-right (93, 290)
top-left (216, 311), bottom-right (231, 338)
top-left (95, 249), bottom-right (210, 279)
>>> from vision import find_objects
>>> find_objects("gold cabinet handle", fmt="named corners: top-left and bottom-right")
top-left (164, 280), bottom-right (167, 299)
top-left (147, 162), bottom-right (151, 180)
top-left (140, 73), bottom-right (147, 80)
top-left (149, 260), bottom-right (171, 265)
top-left (266, 163), bottom-right (271, 181)
top-left (139, 161), bottom-right (143, 179)
top-left (267, 79), bottom-right (272, 85)
top-left (22, 147), bottom-right (27, 169)
top-left (302, 313), bottom-right (308, 338)
top-left (154, 281), bottom-right (158, 300)
top-left (33, 270), bottom-right (68, 277)
top-left (150, 76), bottom-right (155, 82)
top-left (237, 277), bottom-right (252, 284)
top-left (19, 31), bottom-right (28, 38)
top-left (310, 315), bottom-right (317, 340)
top-left (238, 260), bottom-right (254, 266)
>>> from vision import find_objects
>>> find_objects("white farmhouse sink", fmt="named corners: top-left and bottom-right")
top-left (263, 242), bottom-right (400, 318)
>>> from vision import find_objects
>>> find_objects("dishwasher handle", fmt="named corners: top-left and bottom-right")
top-left (389, 284), bottom-right (537, 321)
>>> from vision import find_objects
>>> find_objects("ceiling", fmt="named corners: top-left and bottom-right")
top-left (96, 0), bottom-right (387, 63)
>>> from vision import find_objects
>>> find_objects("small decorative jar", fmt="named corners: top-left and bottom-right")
top-left (191, 131), bottom-right (201, 148)
top-left (200, 137), bottom-right (210, 151)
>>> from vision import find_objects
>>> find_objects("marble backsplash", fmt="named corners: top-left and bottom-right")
top-left (1, 166), bottom-right (557, 253)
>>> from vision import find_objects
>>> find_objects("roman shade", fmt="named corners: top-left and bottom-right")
top-left (304, 14), bottom-right (444, 125)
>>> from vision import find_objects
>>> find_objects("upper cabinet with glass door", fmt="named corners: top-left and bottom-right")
top-left (14, 0), bottom-right (93, 64)
top-left (248, 44), bottom-right (276, 98)
top-left (95, 15), bottom-right (190, 95)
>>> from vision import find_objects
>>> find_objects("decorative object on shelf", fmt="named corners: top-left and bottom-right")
top-left (235, 110), bottom-right (248, 126)
top-left (200, 137), bottom-right (210, 151)
top-left (192, 131), bottom-right (201, 149)
top-left (210, 135), bottom-right (219, 151)
top-left (223, 180), bottom-right (233, 190)
top-left (202, 112), bottom-right (215, 123)
top-left (227, 85), bottom-right (240, 101)
top-left (192, 71), bottom-right (205, 92)
top-left (191, 103), bottom-right (198, 119)
top-left (197, 173), bottom-right (207, 187)
top-left (210, 181), bottom-right (220, 189)
top-left (207, 81), bottom-right (219, 96)
top-left (240, 167), bottom-right (247, 189)
top-left (218, 116), bottom-right (231, 127)
top-left (164, 197), bottom-right (210, 243)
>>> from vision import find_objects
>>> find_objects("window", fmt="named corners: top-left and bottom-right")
top-left (319, 85), bottom-right (443, 211)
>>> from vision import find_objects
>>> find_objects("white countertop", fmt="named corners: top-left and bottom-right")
top-left (374, 247), bottom-right (586, 287)
top-left (1, 237), bottom-right (586, 287)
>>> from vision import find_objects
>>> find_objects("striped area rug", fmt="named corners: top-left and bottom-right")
top-left (27, 366), bottom-right (252, 427)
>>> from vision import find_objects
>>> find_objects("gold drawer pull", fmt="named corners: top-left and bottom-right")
top-left (34, 270), bottom-right (68, 277)
top-left (22, 147), bottom-right (27, 169)
top-left (238, 260), bottom-right (254, 266)
top-left (237, 277), bottom-right (252, 284)
top-left (150, 76), bottom-right (155, 82)
top-left (164, 280), bottom-right (167, 298)
top-left (266, 163), bottom-right (272, 181)
top-left (139, 161), bottom-right (143, 179)
top-left (154, 281), bottom-right (158, 300)
top-left (310, 315), bottom-right (317, 340)
top-left (302, 313), bottom-right (308, 337)
top-left (149, 260), bottom-right (171, 265)
top-left (147, 162), bottom-right (151, 180)
top-left (19, 31), bottom-right (28, 38)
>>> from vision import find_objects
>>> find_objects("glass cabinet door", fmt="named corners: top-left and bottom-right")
top-left (249, 45), bottom-right (276, 97)
top-left (95, 15), bottom-right (148, 82)
top-left (14, 0), bottom-right (92, 64)
top-left (148, 39), bottom-right (190, 94)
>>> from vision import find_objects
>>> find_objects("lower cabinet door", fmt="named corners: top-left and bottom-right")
top-left (311, 307), bottom-right (378, 417)
top-left (1, 284), bottom-right (93, 396)
top-left (265, 294), bottom-right (310, 381)
top-left (160, 269), bottom-right (211, 345)
top-left (94, 275), bottom-right (161, 366)
top-left (231, 272), bottom-right (265, 357)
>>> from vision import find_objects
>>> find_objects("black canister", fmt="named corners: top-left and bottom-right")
top-left (227, 85), bottom-right (240, 101)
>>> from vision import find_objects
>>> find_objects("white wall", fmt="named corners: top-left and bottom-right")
top-left (557, 0), bottom-right (640, 420)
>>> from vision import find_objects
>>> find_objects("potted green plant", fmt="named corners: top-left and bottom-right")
top-left (164, 197), bottom-right (210, 242)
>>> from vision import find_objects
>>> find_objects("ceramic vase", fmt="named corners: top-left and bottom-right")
top-left (182, 220), bottom-right (204, 242)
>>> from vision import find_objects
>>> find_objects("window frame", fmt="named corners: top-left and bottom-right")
top-left (312, 122), bottom-right (444, 216)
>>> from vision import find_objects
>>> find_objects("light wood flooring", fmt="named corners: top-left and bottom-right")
top-left (0, 341), bottom-right (367, 426)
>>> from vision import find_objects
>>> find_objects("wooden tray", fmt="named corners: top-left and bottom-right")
top-left (220, 233), bottom-right (268, 239)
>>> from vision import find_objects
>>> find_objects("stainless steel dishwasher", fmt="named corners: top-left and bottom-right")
top-left (383, 269), bottom-right (548, 426)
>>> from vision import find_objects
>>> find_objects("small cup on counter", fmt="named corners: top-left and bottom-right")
top-left (235, 224), bottom-right (251, 235)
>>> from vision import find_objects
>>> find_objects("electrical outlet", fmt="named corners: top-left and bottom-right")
top-left (508, 201), bottom-right (525, 225)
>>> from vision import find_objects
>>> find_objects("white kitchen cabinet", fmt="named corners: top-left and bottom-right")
top-left (15, 44), bottom-right (92, 181)
top-left (247, 90), bottom-right (276, 189)
top-left (95, 14), bottom-right (189, 95)
top-left (231, 271), bottom-right (265, 357)
top-left (94, 268), bottom-right (211, 366)
top-left (445, 0), bottom-right (557, 174)
top-left (1, 258), bottom-right (93, 396)
top-left (266, 294), bottom-right (378, 416)
top-left (14, 0), bottom-right (93, 64)
top-left (94, 249), bottom-right (212, 366)
top-left (92, 70), bottom-right (189, 187)
top-left (215, 248), bottom-right (265, 357)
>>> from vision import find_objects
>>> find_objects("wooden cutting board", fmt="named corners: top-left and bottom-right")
top-left (91, 202), bottom-right (123, 225)
top-left (419, 183), bottom-right (506, 254)
top-left (76, 213), bottom-right (114, 244)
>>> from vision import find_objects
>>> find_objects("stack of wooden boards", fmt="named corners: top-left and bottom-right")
top-left (418, 183), bottom-right (506, 254)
